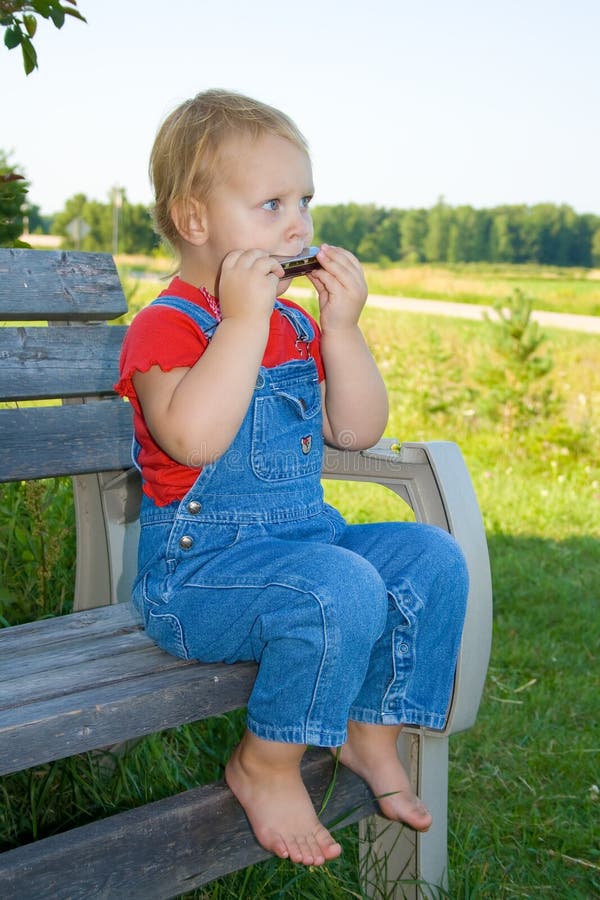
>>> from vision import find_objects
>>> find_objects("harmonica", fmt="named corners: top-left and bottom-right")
top-left (277, 246), bottom-right (321, 279)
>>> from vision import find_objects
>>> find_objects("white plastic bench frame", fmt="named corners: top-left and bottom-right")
top-left (72, 437), bottom-right (492, 898)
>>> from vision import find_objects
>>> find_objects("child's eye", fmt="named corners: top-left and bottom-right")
top-left (262, 199), bottom-right (280, 211)
top-left (300, 196), bottom-right (313, 209)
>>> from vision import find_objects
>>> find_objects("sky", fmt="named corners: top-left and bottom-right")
top-left (1, 0), bottom-right (599, 217)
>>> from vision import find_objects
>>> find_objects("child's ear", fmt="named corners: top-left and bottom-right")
top-left (171, 198), bottom-right (208, 246)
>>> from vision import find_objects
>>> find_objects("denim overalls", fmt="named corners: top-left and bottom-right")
top-left (132, 296), bottom-right (468, 747)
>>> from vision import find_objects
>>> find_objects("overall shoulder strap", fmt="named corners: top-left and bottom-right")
top-left (149, 296), bottom-right (220, 340)
top-left (274, 299), bottom-right (315, 342)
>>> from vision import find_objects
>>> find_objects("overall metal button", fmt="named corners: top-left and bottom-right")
top-left (187, 500), bottom-right (202, 515)
top-left (255, 373), bottom-right (265, 389)
top-left (179, 535), bottom-right (194, 550)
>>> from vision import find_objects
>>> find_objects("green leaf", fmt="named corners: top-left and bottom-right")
top-left (21, 36), bottom-right (38, 74)
top-left (23, 14), bottom-right (38, 38)
top-left (13, 526), bottom-right (29, 547)
top-left (4, 26), bottom-right (22, 49)
top-left (63, 8), bottom-right (87, 22)
top-left (49, 7), bottom-right (66, 29)
top-left (0, 583), bottom-right (15, 604)
top-left (33, 0), bottom-right (53, 16)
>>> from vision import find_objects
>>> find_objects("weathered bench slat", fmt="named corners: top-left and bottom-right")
top-left (0, 402), bottom-right (133, 481)
top-left (0, 624), bottom-right (150, 680)
top-left (0, 325), bottom-right (126, 401)
top-left (0, 249), bottom-right (127, 321)
top-left (0, 660), bottom-right (258, 775)
top-left (0, 603), bottom-right (140, 651)
top-left (1, 641), bottom-right (190, 707)
top-left (0, 751), bottom-right (377, 900)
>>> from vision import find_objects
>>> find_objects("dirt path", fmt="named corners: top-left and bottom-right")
top-left (287, 288), bottom-right (599, 334)
top-left (366, 294), bottom-right (600, 334)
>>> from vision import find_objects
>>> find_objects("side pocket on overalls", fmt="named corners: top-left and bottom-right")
top-left (133, 519), bottom-right (191, 659)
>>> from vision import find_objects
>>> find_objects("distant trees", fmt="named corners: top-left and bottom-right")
top-left (14, 188), bottom-right (600, 266)
top-left (312, 200), bottom-right (600, 268)
top-left (51, 192), bottom-right (158, 254)
top-left (593, 229), bottom-right (600, 267)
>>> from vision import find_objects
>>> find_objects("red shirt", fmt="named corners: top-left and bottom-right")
top-left (115, 277), bottom-right (324, 506)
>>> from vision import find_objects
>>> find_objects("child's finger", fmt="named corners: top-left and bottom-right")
top-left (223, 249), bottom-right (284, 279)
top-left (317, 245), bottom-right (363, 284)
top-left (316, 249), bottom-right (366, 300)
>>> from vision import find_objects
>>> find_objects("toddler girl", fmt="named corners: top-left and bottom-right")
top-left (116, 89), bottom-right (468, 867)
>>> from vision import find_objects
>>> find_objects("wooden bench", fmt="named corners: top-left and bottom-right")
top-left (0, 248), bottom-right (493, 899)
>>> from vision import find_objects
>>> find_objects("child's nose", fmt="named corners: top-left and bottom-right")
top-left (287, 222), bottom-right (310, 247)
top-left (286, 207), bottom-right (311, 241)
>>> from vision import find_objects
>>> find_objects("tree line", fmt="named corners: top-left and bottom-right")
top-left (311, 200), bottom-right (600, 267)
top-left (3, 157), bottom-right (600, 267)
top-left (53, 196), bottom-right (599, 267)
top-left (43, 196), bottom-right (600, 267)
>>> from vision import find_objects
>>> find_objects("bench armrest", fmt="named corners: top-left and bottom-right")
top-left (321, 438), bottom-right (493, 734)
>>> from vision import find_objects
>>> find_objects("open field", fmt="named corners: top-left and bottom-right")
top-left (362, 262), bottom-right (600, 317)
top-left (1, 290), bottom-right (599, 896)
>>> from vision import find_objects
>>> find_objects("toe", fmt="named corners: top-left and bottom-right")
top-left (316, 826), bottom-right (342, 860)
top-left (290, 834), bottom-right (316, 865)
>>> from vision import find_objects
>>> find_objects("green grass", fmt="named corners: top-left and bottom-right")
top-left (448, 531), bottom-right (598, 898)
top-left (1, 290), bottom-right (599, 897)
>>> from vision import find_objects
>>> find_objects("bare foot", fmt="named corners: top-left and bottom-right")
top-left (225, 730), bottom-right (343, 866)
top-left (333, 721), bottom-right (432, 832)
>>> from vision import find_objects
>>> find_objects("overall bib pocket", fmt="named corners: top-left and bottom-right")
top-left (251, 378), bottom-right (323, 481)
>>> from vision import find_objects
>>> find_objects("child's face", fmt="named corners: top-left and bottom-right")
top-left (201, 132), bottom-right (315, 281)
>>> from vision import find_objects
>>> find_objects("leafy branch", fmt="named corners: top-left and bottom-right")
top-left (1, 1), bottom-right (86, 74)
top-left (0, 150), bottom-right (30, 246)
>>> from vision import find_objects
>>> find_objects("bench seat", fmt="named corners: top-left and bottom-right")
top-left (0, 603), bottom-right (258, 775)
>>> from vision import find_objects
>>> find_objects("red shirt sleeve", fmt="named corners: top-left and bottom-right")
top-left (115, 304), bottom-right (209, 408)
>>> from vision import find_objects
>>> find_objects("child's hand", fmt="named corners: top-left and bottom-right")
top-left (219, 249), bottom-right (284, 323)
top-left (307, 244), bottom-right (368, 332)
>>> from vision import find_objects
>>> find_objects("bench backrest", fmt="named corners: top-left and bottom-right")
top-left (0, 248), bottom-right (141, 608)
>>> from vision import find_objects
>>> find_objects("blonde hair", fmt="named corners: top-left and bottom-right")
top-left (150, 88), bottom-right (309, 251)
